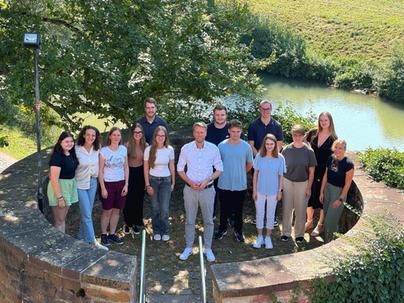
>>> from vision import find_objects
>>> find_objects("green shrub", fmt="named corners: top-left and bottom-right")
top-left (377, 46), bottom-right (404, 103)
top-left (311, 215), bottom-right (404, 303)
top-left (334, 59), bottom-right (377, 90)
top-left (359, 148), bottom-right (404, 189)
top-left (226, 98), bottom-right (316, 143)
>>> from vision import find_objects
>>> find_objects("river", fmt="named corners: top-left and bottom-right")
top-left (260, 75), bottom-right (404, 151)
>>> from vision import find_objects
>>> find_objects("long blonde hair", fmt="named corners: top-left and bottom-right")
top-left (148, 126), bottom-right (169, 168)
top-left (317, 112), bottom-right (337, 140)
top-left (127, 123), bottom-right (146, 159)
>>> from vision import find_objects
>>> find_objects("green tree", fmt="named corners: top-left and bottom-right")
top-left (0, 0), bottom-right (261, 129)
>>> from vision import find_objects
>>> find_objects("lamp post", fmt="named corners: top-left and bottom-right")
top-left (23, 32), bottom-right (43, 213)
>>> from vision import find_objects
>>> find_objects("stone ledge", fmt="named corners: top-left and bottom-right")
top-left (210, 153), bottom-right (404, 303)
top-left (0, 151), bottom-right (137, 303)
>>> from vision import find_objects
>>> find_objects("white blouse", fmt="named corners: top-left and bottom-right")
top-left (75, 145), bottom-right (99, 189)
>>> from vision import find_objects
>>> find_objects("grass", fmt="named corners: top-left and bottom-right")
top-left (0, 113), bottom-right (126, 160)
top-left (248, 0), bottom-right (404, 63)
top-left (0, 125), bottom-right (37, 160)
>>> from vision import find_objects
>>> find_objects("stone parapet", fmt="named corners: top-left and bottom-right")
top-left (0, 150), bottom-right (137, 303)
top-left (210, 152), bottom-right (403, 303)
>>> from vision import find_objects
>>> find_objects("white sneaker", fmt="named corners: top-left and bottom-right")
top-left (253, 236), bottom-right (264, 249)
top-left (154, 234), bottom-right (161, 241)
top-left (265, 236), bottom-right (273, 249)
top-left (179, 247), bottom-right (193, 261)
top-left (204, 249), bottom-right (216, 262)
top-left (162, 234), bottom-right (170, 241)
top-left (94, 241), bottom-right (109, 251)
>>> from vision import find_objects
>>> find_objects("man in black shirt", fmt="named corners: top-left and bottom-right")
top-left (137, 97), bottom-right (168, 144)
top-left (206, 104), bottom-right (229, 220)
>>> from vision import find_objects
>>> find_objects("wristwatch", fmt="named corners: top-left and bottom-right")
top-left (338, 197), bottom-right (343, 202)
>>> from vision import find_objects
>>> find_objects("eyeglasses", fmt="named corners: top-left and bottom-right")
top-left (260, 107), bottom-right (271, 111)
top-left (156, 134), bottom-right (166, 137)
top-left (133, 131), bottom-right (143, 134)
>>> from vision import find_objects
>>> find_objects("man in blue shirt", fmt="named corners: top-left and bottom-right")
top-left (137, 97), bottom-right (168, 144)
top-left (216, 120), bottom-right (253, 242)
top-left (248, 100), bottom-right (283, 155)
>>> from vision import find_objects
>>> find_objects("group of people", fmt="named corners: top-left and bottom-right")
top-left (46, 97), bottom-right (354, 262)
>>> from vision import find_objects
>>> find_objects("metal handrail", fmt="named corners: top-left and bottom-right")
top-left (138, 229), bottom-right (146, 303)
top-left (198, 235), bottom-right (207, 303)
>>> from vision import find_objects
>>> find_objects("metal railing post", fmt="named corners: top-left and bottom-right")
top-left (138, 229), bottom-right (146, 303)
top-left (198, 235), bottom-right (207, 303)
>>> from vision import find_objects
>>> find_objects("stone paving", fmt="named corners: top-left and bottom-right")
top-left (63, 176), bottom-right (325, 303)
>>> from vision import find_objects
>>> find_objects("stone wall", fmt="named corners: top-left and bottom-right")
top-left (0, 151), bottom-right (137, 303)
top-left (209, 153), bottom-right (403, 303)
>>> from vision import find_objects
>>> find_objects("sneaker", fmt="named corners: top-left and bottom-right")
top-left (265, 237), bottom-right (273, 249)
top-left (123, 224), bottom-right (131, 234)
top-left (295, 237), bottom-right (304, 244)
top-left (204, 249), bottom-right (216, 262)
top-left (108, 234), bottom-right (123, 245)
top-left (253, 236), bottom-right (264, 249)
top-left (154, 234), bottom-right (161, 241)
top-left (133, 226), bottom-right (140, 235)
top-left (234, 232), bottom-right (245, 243)
top-left (162, 234), bottom-right (170, 241)
top-left (101, 234), bottom-right (111, 246)
top-left (215, 229), bottom-right (227, 240)
top-left (281, 235), bottom-right (290, 242)
top-left (94, 241), bottom-right (109, 251)
top-left (179, 247), bottom-right (193, 261)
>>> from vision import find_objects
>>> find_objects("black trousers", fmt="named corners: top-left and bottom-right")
top-left (123, 166), bottom-right (145, 227)
top-left (218, 189), bottom-right (246, 234)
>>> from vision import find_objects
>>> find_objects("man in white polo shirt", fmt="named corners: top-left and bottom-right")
top-left (177, 122), bottom-right (223, 262)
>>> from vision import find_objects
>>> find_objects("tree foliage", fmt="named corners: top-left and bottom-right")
top-left (0, 0), bottom-right (261, 129)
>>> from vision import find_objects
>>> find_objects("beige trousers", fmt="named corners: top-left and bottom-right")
top-left (282, 178), bottom-right (308, 238)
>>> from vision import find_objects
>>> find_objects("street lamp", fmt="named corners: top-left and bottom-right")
top-left (23, 32), bottom-right (43, 213)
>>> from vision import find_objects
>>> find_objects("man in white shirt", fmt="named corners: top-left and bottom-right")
top-left (177, 122), bottom-right (223, 262)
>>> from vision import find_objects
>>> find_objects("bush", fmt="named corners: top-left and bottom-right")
top-left (225, 97), bottom-right (316, 143)
top-left (311, 215), bottom-right (404, 303)
top-left (359, 148), bottom-right (404, 189)
top-left (377, 46), bottom-right (404, 103)
top-left (334, 59), bottom-right (377, 90)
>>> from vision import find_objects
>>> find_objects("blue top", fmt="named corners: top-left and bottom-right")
top-left (218, 139), bottom-right (253, 191)
top-left (137, 116), bottom-right (168, 144)
top-left (253, 154), bottom-right (286, 195)
top-left (248, 118), bottom-right (283, 150)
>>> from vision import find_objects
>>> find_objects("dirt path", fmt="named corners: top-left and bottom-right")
top-left (0, 152), bottom-right (17, 173)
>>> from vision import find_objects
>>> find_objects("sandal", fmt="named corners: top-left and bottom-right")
top-left (311, 223), bottom-right (323, 237)
top-left (305, 220), bottom-right (314, 231)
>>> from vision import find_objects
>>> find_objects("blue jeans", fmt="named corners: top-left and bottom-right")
top-left (78, 177), bottom-right (98, 243)
top-left (149, 176), bottom-right (172, 235)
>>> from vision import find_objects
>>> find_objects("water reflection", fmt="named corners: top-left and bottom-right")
top-left (261, 75), bottom-right (404, 151)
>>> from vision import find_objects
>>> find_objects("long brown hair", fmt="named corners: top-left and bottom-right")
top-left (127, 123), bottom-right (146, 159)
top-left (148, 126), bottom-right (169, 168)
top-left (259, 134), bottom-right (279, 158)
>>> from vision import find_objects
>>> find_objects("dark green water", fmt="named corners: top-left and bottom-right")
top-left (261, 75), bottom-right (404, 151)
